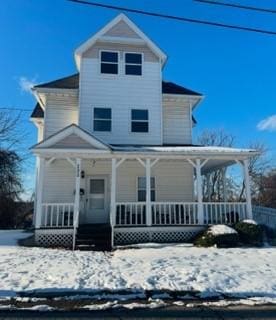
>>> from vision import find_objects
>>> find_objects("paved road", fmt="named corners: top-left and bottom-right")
top-left (1, 305), bottom-right (276, 319)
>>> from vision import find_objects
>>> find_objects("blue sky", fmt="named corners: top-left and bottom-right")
top-left (1, 0), bottom-right (276, 198)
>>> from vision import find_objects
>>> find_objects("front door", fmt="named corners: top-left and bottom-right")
top-left (86, 176), bottom-right (109, 224)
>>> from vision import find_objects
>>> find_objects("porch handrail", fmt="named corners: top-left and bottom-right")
top-left (152, 202), bottom-right (198, 225)
top-left (203, 202), bottom-right (247, 224)
top-left (116, 202), bottom-right (146, 226)
top-left (114, 201), bottom-right (249, 227)
top-left (41, 203), bottom-right (74, 228)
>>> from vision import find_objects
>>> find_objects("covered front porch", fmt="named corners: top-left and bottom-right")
top-left (31, 125), bottom-right (257, 248)
top-left (34, 153), bottom-right (255, 248)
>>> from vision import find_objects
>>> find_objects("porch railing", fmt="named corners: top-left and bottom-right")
top-left (253, 205), bottom-right (276, 229)
top-left (115, 202), bottom-right (248, 226)
top-left (152, 202), bottom-right (198, 225)
top-left (41, 203), bottom-right (74, 228)
top-left (203, 202), bottom-right (247, 224)
top-left (116, 202), bottom-right (146, 226)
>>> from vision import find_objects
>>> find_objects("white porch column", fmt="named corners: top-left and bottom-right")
top-left (206, 173), bottom-right (211, 202)
top-left (196, 159), bottom-right (204, 225)
top-left (243, 159), bottom-right (253, 219)
top-left (35, 157), bottom-right (45, 229)
top-left (222, 167), bottom-right (227, 202)
top-left (110, 158), bottom-right (117, 227)
top-left (73, 158), bottom-right (81, 228)
top-left (146, 158), bottom-right (152, 226)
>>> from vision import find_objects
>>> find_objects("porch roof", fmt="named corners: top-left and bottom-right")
top-left (111, 146), bottom-right (258, 174)
top-left (111, 145), bottom-right (256, 155)
top-left (33, 138), bottom-right (258, 174)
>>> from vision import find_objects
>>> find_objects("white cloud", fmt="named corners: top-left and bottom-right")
top-left (19, 76), bottom-right (36, 94)
top-left (257, 115), bottom-right (276, 132)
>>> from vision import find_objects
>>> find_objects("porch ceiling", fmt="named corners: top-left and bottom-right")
top-left (200, 159), bottom-right (236, 174)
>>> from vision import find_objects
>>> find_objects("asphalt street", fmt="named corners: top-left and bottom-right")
top-left (1, 305), bottom-right (276, 319)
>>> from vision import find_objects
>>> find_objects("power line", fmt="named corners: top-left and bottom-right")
top-left (68, 0), bottom-right (276, 36)
top-left (194, 0), bottom-right (276, 14)
top-left (0, 108), bottom-right (32, 112)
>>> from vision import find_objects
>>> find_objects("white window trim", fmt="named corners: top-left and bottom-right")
top-left (124, 52), bottom-right (143, 76)
top-left (99, 50), bottom-right (120, 76)
top-left (93, 107), bottom-right (112, 132)
top-left (130, 108), bottom-right (149, 133)
top-left (136, 176), bottom-right (156, 202)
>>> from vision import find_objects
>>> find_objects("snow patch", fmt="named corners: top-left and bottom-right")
top-left (23, 305), bottom-right (55, 311)
top-left (242, 219), bottom-right (257, 225)
top-left (82, 302), bottom-right (116, 310)
top-left (208, 225), bottom-right (237, 236)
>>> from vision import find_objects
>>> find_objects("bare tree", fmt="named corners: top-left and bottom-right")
top-left (197, 129), bottom-right (269, 202)
top-left (0, 110), bottom-right (26, 227)
top-left (238, 142), bottom-right (269, 201)
top-left (0, 110), bottom-right (23, 150)
top-left (197, 129), bottom-right (236, 201)
top-left (257, 169), bottom-right (276, 208)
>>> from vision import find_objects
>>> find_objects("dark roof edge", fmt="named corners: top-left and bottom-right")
top-left (33, 73), bottom-right (79, 89)
top-left (30, 103), bottom-right (44, 118)
top-left (33, 73), bottom-right (203, 96)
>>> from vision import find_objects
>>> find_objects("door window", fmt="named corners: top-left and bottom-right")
top-left (89, 179), bottom-right (105, 209)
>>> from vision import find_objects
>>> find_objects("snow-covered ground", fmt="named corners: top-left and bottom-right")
top-left (0, 230), bottom-right (276, 303)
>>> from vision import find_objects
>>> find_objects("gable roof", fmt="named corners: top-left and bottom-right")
top-left (34, 73), bottom-right (79, 90)
top-left (162, 81), bottom-right (202, 96)
top-left (74, 13), bottom-right (167, 69)
top-left (31, 124), bottom-right (111, 151)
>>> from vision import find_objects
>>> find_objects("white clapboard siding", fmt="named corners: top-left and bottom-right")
top-left (42, 159), bottom-right (194, 204)
top-left (116, 160), bottom-right (194, 202)
top-left (83, 41), bottom-right (159, 62)
top-left (103, 20), bottom-right (140, 39)
top-left (79, 57), bottom-right (162, 145)
top-left (52, 134), bottom-right (92, 149)
top-left (163, 100), bottom-right (192, 145)
top-left (43, 160), bottom-right (75, 203)
top-left (44, 94), bottom-right (78, 138)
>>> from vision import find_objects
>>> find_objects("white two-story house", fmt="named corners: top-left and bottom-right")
top-left (30, 13), bottom-right (257, 250)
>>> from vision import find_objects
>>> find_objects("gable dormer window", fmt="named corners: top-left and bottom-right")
top-left (100, 51), bottom-right (118, 74)
top-left (125, 53), bottom-right (142, 76)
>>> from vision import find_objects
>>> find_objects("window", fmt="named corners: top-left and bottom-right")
top-left (125, 53), bottom-right (142, 75)
top-left (137, 177), bottom-right (156, 202)
top-left (93, 108), bottom-right (111, 132)
top-left (131, 109), bottom-right (149, 132)
top-left (100, 51), bottom-right (118, 74)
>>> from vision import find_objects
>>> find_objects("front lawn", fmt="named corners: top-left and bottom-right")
top-left (0, 230), bottom-right (276, 303)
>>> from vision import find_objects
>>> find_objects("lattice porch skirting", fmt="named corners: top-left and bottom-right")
top-left (35, 229), bottom-right (73, 247)
top-left (114, 226), bottom-right (205, 245)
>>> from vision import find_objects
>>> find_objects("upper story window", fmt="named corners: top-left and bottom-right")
top-left (93, 107), bottom-right (111, 132)
top-left (125, 53), bottom-right (142, 76)
top-left (100, 51), bottom-right (119, 74)
top-left (131, 109), bottom-right (148, 133)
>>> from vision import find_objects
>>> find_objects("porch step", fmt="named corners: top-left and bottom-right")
top-left (76, 224), bottom-right (112, 251)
